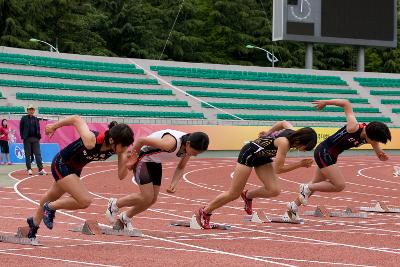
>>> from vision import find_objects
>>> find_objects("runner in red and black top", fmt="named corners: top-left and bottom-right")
top-left (51, 130), bottom-right (115, 181)
top-left (314, 123), bottom-right (368, 169)
top-left (287, 99), bottom-right (392, 220)
top-left (25, 116), bottom-right (134, 239)
top-left (196, 121), bottom-right (318, 229)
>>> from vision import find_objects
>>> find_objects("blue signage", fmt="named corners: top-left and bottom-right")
top-left (9, 143), bottom-right (60, 164)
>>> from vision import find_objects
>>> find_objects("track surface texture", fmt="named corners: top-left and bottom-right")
top-left (1, 156), bottom-right (399, 266)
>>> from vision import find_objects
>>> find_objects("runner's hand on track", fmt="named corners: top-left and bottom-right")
top-left (377, 151), bottom-right (389, 161)
top-left (300, 158), bottom-right (313, 168)
top-left (166, 187), bottom-right (176, 194)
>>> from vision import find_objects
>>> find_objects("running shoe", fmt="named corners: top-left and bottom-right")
top-left (106, 198), bottom-right (119, 224)
top-left (286, 201), bottom-right (300, 221)
top-left (119, 212), bottom-right (134, 231)
top-left (195, 207), bottom-right (211, 229)
top-left (38, 169), bottom-right (47, 175)
top-left (299, 184), bottom-right (311, 205)
top-left (27, 217), bottom-right (39, 239)
top-left (241, 190), bottom-right (253, 215)
top-left (43, 202), bottom-right (56, 229)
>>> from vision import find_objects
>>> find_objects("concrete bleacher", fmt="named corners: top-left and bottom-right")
top-left (146, 62), bottom-right (397, 126)
top-left (354, 77), bottom-right (400, 121)
top-left (0, 46), bottom-right (202, 120)
top-left (0, 46), bottom-right (399, 127)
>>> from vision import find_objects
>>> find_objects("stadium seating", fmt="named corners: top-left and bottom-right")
top-left (187, 90), bottom-right (368, 103)
top-left (0, 106), bottom-right (25, 113)
top-left (217, 114), bottom-right (391, 122)
top-left (16, 93), bottom-right (189, 107)
top-left (0, 79), bottom-right (168, 95)
top-left (354, 77), bottom-right (400, 87)
top-left (370, 90), bottom-right (400, 96)
top-left (0, 52), bottom-right (139, 74)
top-left (0, 67), bottom-right (157, 84)
top-left (202, 102), bottom-right (379, 113)
top-left (172, 80), bottom-right (356, 94)
top-left (38, 107), bottom-right (204, 119)
top-left (151, 66), bottom-right (347, 85)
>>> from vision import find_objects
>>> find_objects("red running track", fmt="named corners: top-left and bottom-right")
top-left (1, 156), bottom-right (399, 266)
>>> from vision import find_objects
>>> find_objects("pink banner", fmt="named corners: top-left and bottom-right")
top-left (6, 119), bottom-right (399, 150)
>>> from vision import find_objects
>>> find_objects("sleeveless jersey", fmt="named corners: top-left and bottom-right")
top-left (250, 129), bottom-right (295, 158)
top-left (321, 123), bottom-right (367, 156)
top-left (59, 131), bottom-right (114, 170)
top-left (138, 129), bottom-right (187, 163)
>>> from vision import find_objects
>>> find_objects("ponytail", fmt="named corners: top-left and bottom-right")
top-left (105, 122), bottom-right (134, 147)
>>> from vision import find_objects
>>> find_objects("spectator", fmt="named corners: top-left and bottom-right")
top-left (19, 104), bottom-right (46, 175)
top-left (0, 119), bottom-right (11, 165)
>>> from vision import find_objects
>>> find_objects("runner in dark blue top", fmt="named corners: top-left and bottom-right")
top-left (25, 116), bottom-right (134, 239)
top-left (287, 99), bottom-right (392, 220)
top-left (196, 121), bottom-right (317, 229)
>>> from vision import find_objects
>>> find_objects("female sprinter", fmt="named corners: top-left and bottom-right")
top-left (105, 129), bottom-right (209, 230)
top-left (26, 116), bottom-right (134, 238)
top-left (196, 121), bottom-right (317, 229)
top-left (287, 99), bottom-right (391, 219)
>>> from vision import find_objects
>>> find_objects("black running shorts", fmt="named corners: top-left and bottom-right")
top-left (134, 161), bottom-right (162, 186)
top-left (237, 143), bottom-right (273, 167)
top-left (314, 144), bottom-right (338, 169)
top-left (51, 153), bottom-right (82, 181)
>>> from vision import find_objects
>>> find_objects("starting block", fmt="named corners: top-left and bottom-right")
top-left (304, 205), bottom-right (330, 217)
top-left (393, 166), bottom-right (400, 177)
top-left (246, 211), bottom-right (304, 224)
top-left (360, 201), bottom-right (400, 213)
top-left (71, 220), bottom-right (143, 237)
top-left (170, 215), bottom-right (232, 230)
top-left (0, 226), bottom-right (42, 246)
top-left (329, 206), bottom-right (368, 218)
top-left (304, 206), bottom-right (367, 218)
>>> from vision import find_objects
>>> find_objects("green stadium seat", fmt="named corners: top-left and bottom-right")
top-left (217, 114), bottom-right (391, 123)
top-left (172, 80), bottom-right (357, 94)
top-left (151, 65), bottom-right (347, 86)
top-left (0, 79), bottom-right (168, 95)
top-left (201, 102), bottom-right (379, 113)
top-left (16, 92), bottom-right (189, 107)
top-left (187, 90), bottom-right (368, 103)
top-left (38, 107), bottom-right (204, 119)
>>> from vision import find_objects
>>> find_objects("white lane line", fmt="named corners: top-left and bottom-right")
top-left (181, 166), bottom-right (400, 255)
top-left (11, 169), bottom-right (297, 267)
top-left (358, 166), bottom-right (400, 185)
top-left (0, 251), bottom-right (120, 267)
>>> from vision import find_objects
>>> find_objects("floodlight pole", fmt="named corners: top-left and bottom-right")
top-left (305, 43), bottom-right (313, 69)
top-left (357, 46), bottom-right (365, 72)
top-left (29, 38), bottom-right (60, 53)
top-left (246, 44), bottom-right (278, 68)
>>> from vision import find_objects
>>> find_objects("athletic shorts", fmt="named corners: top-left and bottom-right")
top-left (51, 153), bottom-right (82, 181)
top-left (237, 142), bottom-right (273, 167)
top-left (0, 140), bottom-right (9, 154)
top-left (314, 144), bottom-right (338, 169)
top-left (134, 161), bottom-right (162, 186)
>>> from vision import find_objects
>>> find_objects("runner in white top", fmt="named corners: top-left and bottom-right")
top-left (139, 129), bottom-right (187, 163)
top-left (106, 129), bottom-right (209, 229)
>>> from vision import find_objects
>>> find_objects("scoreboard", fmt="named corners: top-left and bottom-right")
top-left (273, 0), bottom-right (397, 47)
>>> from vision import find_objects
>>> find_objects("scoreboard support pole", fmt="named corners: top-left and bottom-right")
top-left (305, 43), bottom-right (313, 69)
top-left (357, 46), bottom-right (365, 72)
